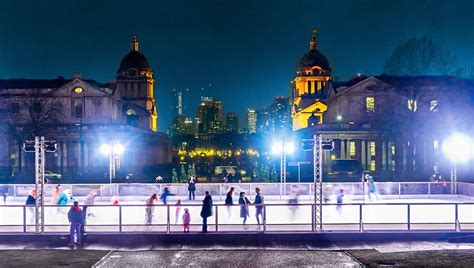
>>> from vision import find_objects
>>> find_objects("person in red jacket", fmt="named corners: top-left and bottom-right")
top-left (67, 201), bottom-right (83, 245)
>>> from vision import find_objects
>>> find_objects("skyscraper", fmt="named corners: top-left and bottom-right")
top-left (195, 97), bottom-right (224, 137)
top-left (247, 108), bottom-right (257, 134)
top-left (225, 112), bottom-right (239, 132)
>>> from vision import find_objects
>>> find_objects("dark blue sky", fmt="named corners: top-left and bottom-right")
top-left (0, 0), bottom-right (473, 131)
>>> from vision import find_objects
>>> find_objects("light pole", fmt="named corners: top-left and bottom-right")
top-left (272, 138), bottom-right (295, 196)
top-left (442, 133), bottom-right (472, 194)
top-left (101, 141), bottom-right (125, 195)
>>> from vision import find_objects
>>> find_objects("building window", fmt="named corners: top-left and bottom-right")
top-left (370, 160), bottom-right (376, 171)
top-left (73, 87), bottom-right (84, 94)
top-left (430, 100), bottom-right (438, 112)
top-left (349, 141), bottom-right (356, 157)
top-left (391, 145), bottom-right (395, 156)
top-left (366, 97), bottom-right (375, 112)
top-left (126, 109), bottom-right (136, 116)
top-left (408, 99), bottom-right (417, 111)
top-left (391, 160), bottom-right (396, 171)
top-left (370, 141), bottom-right (376, 156)
top-left (11, 103), bottom-right (20, 114)
top-left (74, 102), bottom-right (83, 118)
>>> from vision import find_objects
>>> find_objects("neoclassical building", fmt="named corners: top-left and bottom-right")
top-left (0, 37), bottom-right (171, 182)
top-left (292, 30), bottom-right (474, 180)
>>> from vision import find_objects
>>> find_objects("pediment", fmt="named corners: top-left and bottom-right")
top-left (51, 79), bottom-right (112, 97)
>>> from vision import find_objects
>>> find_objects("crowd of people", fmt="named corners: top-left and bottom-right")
top-left (10, 171), bottom-right (388, 243)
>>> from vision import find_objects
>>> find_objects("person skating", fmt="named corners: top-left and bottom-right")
top-left (200, 191), bottom-right (213, 233)
top-left (160, 186), bottom-right (175, 205)
top-left (145, 194), bottom-right (157, 225)
top-left (238, 192), bottom-right (250, 227)
top-left (51, 184), bottom-right (61, 205)
top-left (225, 187), bottom-right (234, 218)
top-left (67, 201), bottom-right (83, 246)
top-left (182, 208), bottom-right (191, 233)
top-left (336, 189), bottom-right (344, 213)
top-left (365, 174), bottom-right (379, 201)
top-left (175, 199), bottom-right (182, 224)
top-left (0, 185), bottom-right (9, 204)
top-left (188, 177), bottom-right (196, 200)
top-left (253, 187), bottom-right (264, 226)
top-left (25, 188), bottom-right (36, 224)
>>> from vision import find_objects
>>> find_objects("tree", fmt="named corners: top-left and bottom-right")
top-left (384, 36), bottom-right (457, 76)
top-left (270, 164), bottom-right (278, 182)
top-left (179, 165), bottom-right (188, 183)
top-left (172, 168), bottom-right (179, 183)
top-left (257, 163), bottom-right (270, 182)
top-left (188, 164), bottom-right (196, 179)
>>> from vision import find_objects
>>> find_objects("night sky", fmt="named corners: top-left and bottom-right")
top-left (0, 0), bottom-right (473, 131)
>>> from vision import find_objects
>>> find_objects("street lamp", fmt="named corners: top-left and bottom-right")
top-left (442, 133), bottom-right (473, 194)
top-left (101, 141), bottom-right (125, 192)
top-left (272, 138), bottom-right (295, 196)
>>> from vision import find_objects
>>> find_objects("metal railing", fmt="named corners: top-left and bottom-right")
top-left (1, 181), bottom-right (473, 201)
top-left (0, 202), bottom-right (473, 233)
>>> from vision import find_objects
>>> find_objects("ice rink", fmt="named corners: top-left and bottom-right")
top-left (1, 192), bottom-right (473, 233)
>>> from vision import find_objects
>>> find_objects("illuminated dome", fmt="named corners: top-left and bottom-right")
top-left (117, 36), bottom-right (151, 73)
top-left (297, 29), bottom-right (331, 74)
top-left (299, 50), bottom-right (331, 72)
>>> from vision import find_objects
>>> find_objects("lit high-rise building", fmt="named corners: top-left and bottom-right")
top-left (195, 97), bottom-right (224, 137)
top-left (225, 112), bottom-right (239, 132)
top-left (247, 108), bottom-right (257, 134)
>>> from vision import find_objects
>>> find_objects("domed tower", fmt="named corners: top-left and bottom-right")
top-left (116, 36), bottom-right (158, 132)
top-left (291, 29), bottom-right (332, 130)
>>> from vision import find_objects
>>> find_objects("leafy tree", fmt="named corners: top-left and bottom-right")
top-left (384, 36), bottom-right (457, 76)
top-left (172, 168), bottom-right (179, 183)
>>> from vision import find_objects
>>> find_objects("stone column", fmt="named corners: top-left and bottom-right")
top-left (361, 140), bottom-right (366, 169)
top-left (341, 139), bottom-right (346, 159)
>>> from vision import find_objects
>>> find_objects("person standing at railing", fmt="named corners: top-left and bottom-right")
top-left (188, 177), bottom-right (196, 200)
top-left (67, 201), bottom-right (83, 246)
top-left (200, 191), bottom-right (213, 233)
top-left (253, 187), bottom-right (264, 226)
top-left (239, 192), bottom-right (250, 227)
top-left (145, 194), bottom-right (157, 225)
top-left (182, 208), bottom-right (191, 233)
top-left (57, 189), bottom-right (74, 214)
top-left (25, 188), bottom-right (36, 224)
top-left (225, 187), bottom-right (235, 218)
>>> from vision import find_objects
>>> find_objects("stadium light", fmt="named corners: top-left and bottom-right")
top-left (442, 133), bottom-right (473, 163)
top-left (271, 140), bottom-right (295, 155)
top-left (100, 143), bottom-right (111, 155)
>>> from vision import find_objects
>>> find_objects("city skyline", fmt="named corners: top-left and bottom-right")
top-left (0, 0), bottom-right (473, 130)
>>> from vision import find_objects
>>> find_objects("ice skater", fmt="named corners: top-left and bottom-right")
top-left (336, 189), bottom-right (344, 213)
top-left (188, 177), bottom-right (196, 200)
top-left (145, 194), bottom-right (157, 225)
top-left (51, 184), bottom-right (61, 205)
top-left (25, 188), bottom-right (36, 224)
top-left (253, 187), bottom-right (264, 226)
top-left (225, 187), bottom-right (234, 218)
top-left (0, 185), bottom-right (9, 204)
top-left (160, 186), bottom-right (175, 205)
top-left (365, 173), bottom-right (379, 201)
top-left (182, 208), bottom-right (191, 233)
top-left (175, 199), bottom-right (182, 224)
top-left (200, 191), bottom-right (213, 233)
top-left (238, 192), bottom-right (250, 227)
top-left (288, 185), bottom-right (300, 219)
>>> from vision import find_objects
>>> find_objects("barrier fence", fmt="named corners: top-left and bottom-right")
top-left (0, 202), bottom-right (473, 233)
top-left (1, 181), bottom-right (474, 201)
